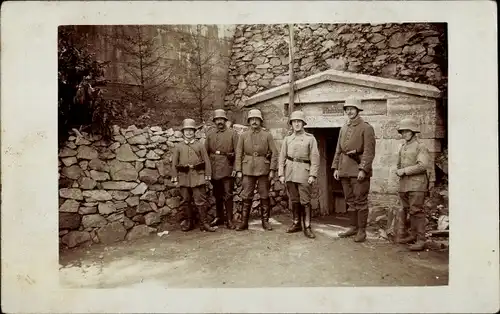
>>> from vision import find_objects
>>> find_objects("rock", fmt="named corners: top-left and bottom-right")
top-left (114, 135), bottom-right (126, 143)
top-left (107, 212), bottom-right (125, 222)
top-left (115, 201), bottom-right (128, 210)
top-left (125, 208), bottom-right (137, 218)
top-left (109, 160), bottom-right (138, 181)
top-left (59, 212), bottom-right (81, 230)
top-left (325, 57), bottom-right (347, 71)
top-left (137, 201), bottom-right (153, 214)
top-left (75, 137), bottom-right (92, 145)
top-left (131, 182), bottom-right (148, 195)
top-left (126, 225), bottom-right (156, 241)
top-left (98, 202), bottom-right (116, 215)
top-left (166, 196), bottom-right (181, 209)
top-left (128, 134), bottom-right (148, 145)
top-left (59, 230), bottom-right (69, 237)
top-left (123, 217), bottom-right (135, 229)
top-left (79, 206), bottom-right (97, 215)
top-left (89, 159), bottom-right (109, 172)
top-left (158, 192), bottom-right (166, 207)
top-left (78, 177), bottom-right (97, 190)
top-left (146, 150), bottom-right (160, 160)
top-left (97, 221), bottom-right (127, 244)
top-left (145, 160), bottom-right (156, 168)
top-left (381, 63), bottom-right (398, 77)
top-left (59, 178), bottom-right (73, 189)
top-left (116, 144), bottom-right (138, 162)
top-left (149, 184), bottom-right (166, 192)
top-left (111, 191), bottom-right (130, 200)
top-left (156, 160), bottom-right (171, 177)
top-left (158, 205), bottom-right (172, 216)
top-left (72, 181), bottom-right (80, 188)
top-left (59, 199), bottom-right (80, 213)
top-left (60, 188), bottom-right (83, 200)
top-left (77, 145), bottom-right (99, 160)
top-left (101, 181), bottom-right (138, 190)
top-left (252, 200), bottom-right (260, 209)
top-left (109, 142), bottom-right (121, 151)
top-left (82, 214), bottom-right (107, 228)
top-left (140, 191), bottom-right (158, 203)
top-left (79, 160), bottom-right (89, 170)
top-left (154, 149), bottom-right (165, 156)
top-left (82, 190), bottom-right (112, 201)
top-left (368, 33), bottom-right (386, 43)
top-left (62, 165), bottom-right (83, 180)
top-left (136, 149), bottom-right (147, 158)
top-left (139, 168), bottom-right (160, 185)
top-left (388, 31), bottom-right (416, 48)
top-left (61, 157), bottom-right (78, 167)
top-left (60, 147), bottom-right (77, 157)
top-left (144, 212), bottom-right (161, 226)
top-left (151, 136), bottom-right (167, 143)
top-left (61, 231), bottom-right (91, 248)
top-left (165, 128), bottom-right (174, 137)
top-left (99, 149), bottom-right (116, 160)
top-left (126, 196), bottom-right (140, 207)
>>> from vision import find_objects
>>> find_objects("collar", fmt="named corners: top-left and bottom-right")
top-left (216, 126), bottom-right (227, 133)
top-left (403, 136), bottom-right (418, 146)
top-left (293, 129), bottom-right (305, 136)
top-left (347, 115), bottom-right (363, 126)
top-left (184, 138), bottom-right (196, 144)
top-left (251, 127), bottom-right (262, 133)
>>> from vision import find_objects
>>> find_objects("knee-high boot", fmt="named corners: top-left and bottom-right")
top-left (180, 204), bottom-right (194, 232)
top-left (199, 205), bottom-right (216, 232)
top-left (260, 198), bottom-right (272, 231)
top-left (338, 211), bottom-right (358, 238)
top-left (286, 202), bottom-right (302, 233)
top-left (302, 204), bottom-right (316, 239)
top-left (224, 198), bottom-right (235, 229)
top-left (236, 199), bottom-right (251, 231)
top-left (409, 213), bottom-right (426, 251)
top-left (354, 208), bottom-right (368, 242)
top-left (210, 197), bottom-right (225, 227)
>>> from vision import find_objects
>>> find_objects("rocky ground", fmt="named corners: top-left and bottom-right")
top-left (60, 214), bottom-right (448, 288)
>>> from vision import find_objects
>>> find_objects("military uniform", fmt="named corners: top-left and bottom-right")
top-left (171, 119), bottom-right (215, 232)
top-left (332, 98), bottom-right (376, 242)
top-left (205, 109), bottom-right (239, 229)
top-left (396, 118), bottom-right (431, 251)
top-left (234, 109), bottom-right (278, 231)
top-left (278, 111), bottom-right (320, 238)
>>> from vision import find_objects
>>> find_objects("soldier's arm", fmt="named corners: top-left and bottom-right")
top-left (234, 133), bottom-right (244, 172)
top-left (204, 132), bottom-right (210, 154)
top-left (309, 137), bottom-right (320, 178)
top-left (200, 143), bottom-right (212, 178)
top-left (278, 137), bottom-right (287, 178)
top-left (268, 132), bottom-right (279, 171)
top-left (331, 128), bottom-right (343, 169)
top-left (171, 144), bottom-right (179, 179)
top-left (359, 125), bottom-right (376, 173)
top-left (402, 143), bottom-right (430, 176)
top-left (232, 129), bottom-right (239, 153)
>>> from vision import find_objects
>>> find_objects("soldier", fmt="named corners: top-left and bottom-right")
top-left (278, 111), bottom-right (320, 239)
top-left (332, 97), bottom-right (376, 243)
top-left (171, 118), bottom-right (215, 232)
top-left (234, 109), bottom-right (278, 231)
top-left (205, 109), bottom-right (239, 229)
top-left (395, 117), bottom-right (431, 251)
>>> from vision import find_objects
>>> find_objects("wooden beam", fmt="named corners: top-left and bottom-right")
top-left (288, 23), bottom-right (295, 115)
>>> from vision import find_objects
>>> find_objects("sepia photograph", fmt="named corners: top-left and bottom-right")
top-left (57, 23), bottom-right (450, 288)
top-left (1, 1), bottom-right (498, 313)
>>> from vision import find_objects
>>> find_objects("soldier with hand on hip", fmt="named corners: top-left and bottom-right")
top-left (205, 109), bottom-right (239, 229)
top-left (234, 109), bottom-right (278, 231)
top-left (332, 97), bottom-right (376, 243)
top-left (278, 110), bottom-right (320, 239)
top-left (395, 117), bottom-right (432, 251)
top-left (171, 118), bottom-right (216, 232)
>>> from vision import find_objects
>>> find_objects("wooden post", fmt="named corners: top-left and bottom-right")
top-left (288, 23), bottom-right (295, 115)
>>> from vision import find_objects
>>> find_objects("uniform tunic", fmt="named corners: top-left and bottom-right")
top-left (205, 127), bottom-right (239, 180)
top-left (171, 139), bottom-right (211, 188)
top-left (278, 130), bottom-right (320, 184)
top-left (397, 137), bottom-right (430, 192)
top-left (235, 127), bottom-right (278, 176)
top-left (331, 116), bottom-right (376, 177)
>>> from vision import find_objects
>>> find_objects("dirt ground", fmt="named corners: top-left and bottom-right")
top-left (59, 214), bottom-right (449, 288)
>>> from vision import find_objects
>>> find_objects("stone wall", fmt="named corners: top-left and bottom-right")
top-left (58, 124), bottom-right (289, 249)
top-left (224, 23), bottom-right (447, 122)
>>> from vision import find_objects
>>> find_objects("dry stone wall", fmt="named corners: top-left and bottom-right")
top-left (224, 23), bottom-right (447, 118)
top-left (58, 124), bottom-right (289, 249)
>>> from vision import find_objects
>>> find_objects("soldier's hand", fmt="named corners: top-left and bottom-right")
top-left (205, 175), bottom-right (211, 182)
top-left (171, 177), bottom-right (178, 185)
top-left (231, 170), bottom-right (236, 177)
top-left (396, 169), bottom-right (405, 177)
top-left (236, 171), bottom-right (242, 178)
top-left (279, 176), bottom-right (285, 184)
top-left (333, 170), bottom-right (339, 180)
top-left (357, 170), bottom-right (366, 181)
top-left (308, 176), bottom-right (316, 185)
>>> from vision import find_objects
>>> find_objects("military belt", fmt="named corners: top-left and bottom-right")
top-left (286, 156), bottom-right (311, 164)
top-left (176, 162), bottom-right (205, 173)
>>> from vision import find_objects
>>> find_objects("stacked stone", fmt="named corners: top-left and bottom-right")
top-left (224, 23), bottom-right (446, 111)
top-left (59, 124), bottom-right (288, 249)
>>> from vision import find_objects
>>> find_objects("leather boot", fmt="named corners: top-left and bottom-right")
top-left (409, 213), bottom-right (426, 251)
top-left (286, 202), bottom-right (302, 233)
top-left (199, 205), bottom-right (216, 232)
top-left (397, 213), bottom-right (416, 244)
top-left (180, 205), bottom-right (194, 232)
top-left (224, 198), bottom-right (235, 230)
top-left (236, 199), bottom-right (251, 231)
top-left (210, 198), bottom-right (225, 227)
top-left (260, 198), bottom-right (273, 231)
top-left (339, 211), bottom-right (358, 238)
top-left (302, 204), bottom-right (316, 239)
top-left (354, 209), bottom-right (368, 243)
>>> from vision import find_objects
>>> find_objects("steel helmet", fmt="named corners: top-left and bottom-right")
top-left (247, 109), bottom-right (263, 122)
top-left (289, 110), bottom-right (307, 125)
top-left (212, 109), bottom-right (228, 122)
top-left (181, 118), bottom-right (198, 131)
top-left (343, 97), bottom-right (364, 111)
top-left (397, 118), bottom-right (420, 134)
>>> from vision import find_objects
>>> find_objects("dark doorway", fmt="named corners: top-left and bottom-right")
top-left (307, 127), bottom-right (345, 216)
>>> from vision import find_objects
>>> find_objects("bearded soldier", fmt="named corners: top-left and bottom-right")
top-left (171, 118), bottom-right (215, 232)
top-left (278, 111), bottom-right (320, 239)
top-left (235, 109), bottom-right (278, 231)
top-left (205, 109), bottom-right (239, 229)
top-left (332, 97), bottom-right (376, 243)
top-left (395, 117), bottom-right (432, 251)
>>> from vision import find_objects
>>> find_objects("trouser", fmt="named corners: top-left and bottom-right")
top-left (240, 175), bottom-right (270, 201)
top-left (212, 177), bottom-right (234, 217)
top-left (179, 185), bottom-right (207, 221)
top-left (340, 177), bottom-right (370, 230)
top-left (285, 181), bottom-right (311, 205)
top-left (398, 191), bottom-right (427, 245)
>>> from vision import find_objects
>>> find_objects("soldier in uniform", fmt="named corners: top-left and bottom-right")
top-left (395, 117), bottom-right (431, 251)
top-left (278, 111), bottom-right (320, 239)
top-left (205, 109), bottom-right (239, 229)
top-left (171, 118), bottom-right (216, 232)
top-left (234, 109), bottom-right (278, 231)
top-left (332, 97), bottom-right (376, 243)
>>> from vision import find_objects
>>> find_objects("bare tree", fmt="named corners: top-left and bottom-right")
top-left (106, 25), bottom-right (173, 105)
